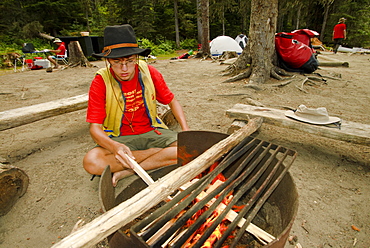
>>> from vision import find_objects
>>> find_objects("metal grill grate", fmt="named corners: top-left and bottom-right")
top-left (129, 136), bottom-right (297, 248)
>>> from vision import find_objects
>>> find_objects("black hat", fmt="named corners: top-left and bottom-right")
top-left (92, 24), bottom-right (151, 58)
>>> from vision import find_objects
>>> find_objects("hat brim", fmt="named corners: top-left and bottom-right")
top-left (92, 47), bottom-right (151, 58)
top-left (285, 110), bottom-right (341, 125)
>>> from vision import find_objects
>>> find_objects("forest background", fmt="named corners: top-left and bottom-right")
top-left (0, 0), bottom-right (369, 59)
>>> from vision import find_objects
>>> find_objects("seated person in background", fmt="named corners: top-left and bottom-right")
top-left (47, 38), bottom-right (66, 68)
top-left (83, 24), bottom-right (190, 187)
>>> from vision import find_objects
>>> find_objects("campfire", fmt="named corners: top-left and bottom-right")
top-left (100, 131), bottom-right (298, 248)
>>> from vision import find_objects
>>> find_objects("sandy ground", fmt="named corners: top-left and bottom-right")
top-left (0, 52), bottom-right (369, 248)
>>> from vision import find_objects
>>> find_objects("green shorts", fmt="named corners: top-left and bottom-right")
top-left (110, 129), bottom-right (178, 151)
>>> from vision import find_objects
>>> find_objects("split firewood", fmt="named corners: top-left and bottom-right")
top-left (146, 211), bottom-right (185, 246)
top-left (166, 229), bottom-right (187, 247)
top-left (146, 178), bottom-right (275, 247)
top-left (196, 180), bottom-right (275, 244)
top-left (137, 179), bottom-right (200, 238)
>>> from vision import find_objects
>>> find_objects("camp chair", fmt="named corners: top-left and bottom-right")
top-left (55, 49), bottom-right (68, 65)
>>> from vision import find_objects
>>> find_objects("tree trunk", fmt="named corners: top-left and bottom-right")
top-left (200, 0), bottom-right (210, 55)
top-left (224, 0), bottom-right (279, 86)
top-left (295, 5), bottom-right (301, 29)
top-left (197, 0), bottom-right (203, 44)
top-left (67, 41), bottom-right (94, 68)
top-left (320, 2), bottom-right (332, 41)
top-left (174, 0), bottom-right (180, 48)
top-left (0, 164), bottom-right (29, 216)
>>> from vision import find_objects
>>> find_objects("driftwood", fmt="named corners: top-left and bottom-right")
top-left (0, 164), bottom-right (29, 216)
top-left (317, 55), bottom-right (349, 67)
top-left (0, 94), bottom-right (88, 131)
top-left (38, 32), bottom-right (55, 41)
top-left (0, 94), bottom-right (179, 132)
top-left (319, 61), bottom-right (349, 67)
top-left (226, 104), bottom-right (370, 145)
top-left (52, 117), bottom-right (263, 248)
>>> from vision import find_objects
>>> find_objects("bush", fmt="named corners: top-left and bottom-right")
top-left (138, 38), bottom-right (175, 56)
top-left (180, 39), bottom-right (198, 50)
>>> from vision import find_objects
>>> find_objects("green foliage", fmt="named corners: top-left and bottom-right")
top-left (139, 38), bottom-right (175, 55)
top-left (22, 21), bottom-right (44, 39)
top-left (180, 39), bottom-right (198, 50)
top-left (60, 22), bottom-right (87, 37)
top-left (0, 0), bottom-right (369, 50)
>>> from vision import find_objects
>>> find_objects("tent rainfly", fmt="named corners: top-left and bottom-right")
top-left (210, 36), bottom-right (243, 56)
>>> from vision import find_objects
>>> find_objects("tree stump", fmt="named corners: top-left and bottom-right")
top-left (0, 164), bottom-right (29, 216)
top-left (67, 41), bottom-right (94, 68)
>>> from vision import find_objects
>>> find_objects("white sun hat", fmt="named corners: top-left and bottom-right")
top-left (285, 105), bottom-right (341, 125)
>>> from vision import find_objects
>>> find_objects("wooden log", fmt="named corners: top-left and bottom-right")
top-left (226, 104), bottom-right (370, 145)
top-left (38, 32), bottom-right (55, 41)
top-left (318, 61), bottom-right (349, 67)
top-left (0, 94), bottom-right (177, 132)
top-left (0, 164), bottom-right (29, 216)
top-left (227, 119), bottom-right (247, 135)
top-left (52, 117), bottom-right (263, 248)
top-left (0, 94), bottom-right (88, 131)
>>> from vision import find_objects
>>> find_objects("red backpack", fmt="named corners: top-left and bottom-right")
top-left (275, 32), bottom-right (318, 73)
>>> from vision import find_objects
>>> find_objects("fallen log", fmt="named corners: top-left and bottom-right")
top-left (226, 104), bottom-right (370, 145)
top-left (0, 164), bottom-right (29, 216)
top-left (318, 61), bottom-right (349, 67)
top-left (52, 117), bottom-right (263, 248)
top-left (39, 32), bottom-right (55, 41)
top-left (0, 95), bottom-right (178, 132)
top-left (317, 55), bottom-right (349, 67)
top-left (0, 94), bottom-right (88, 131)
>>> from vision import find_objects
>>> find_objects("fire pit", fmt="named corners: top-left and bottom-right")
top-left (99, 131), bottom-right (298, 248)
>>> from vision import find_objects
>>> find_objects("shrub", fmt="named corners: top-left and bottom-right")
top-left (180, 39), bottom-right (198, 50)
top-left (138, 38), bottom-right (175, 56)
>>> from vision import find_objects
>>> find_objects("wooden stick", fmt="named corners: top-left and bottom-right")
top-left (52, 117), bottom-right (263, 248)
top-left (125, 154), bottom-right (154, 185)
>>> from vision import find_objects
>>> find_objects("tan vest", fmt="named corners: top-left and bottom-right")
top-left (96, 60), bottom-right (168, 137)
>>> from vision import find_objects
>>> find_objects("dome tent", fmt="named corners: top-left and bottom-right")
top-left (210, 36), bottom-right (243, 56)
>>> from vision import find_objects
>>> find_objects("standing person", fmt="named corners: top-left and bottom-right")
top-left (47, 38), bottom-right (66, 68)
top-left (83, 24), bottom-right (190, 186)
top-left (332, 17), bottom-right (347, 54)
